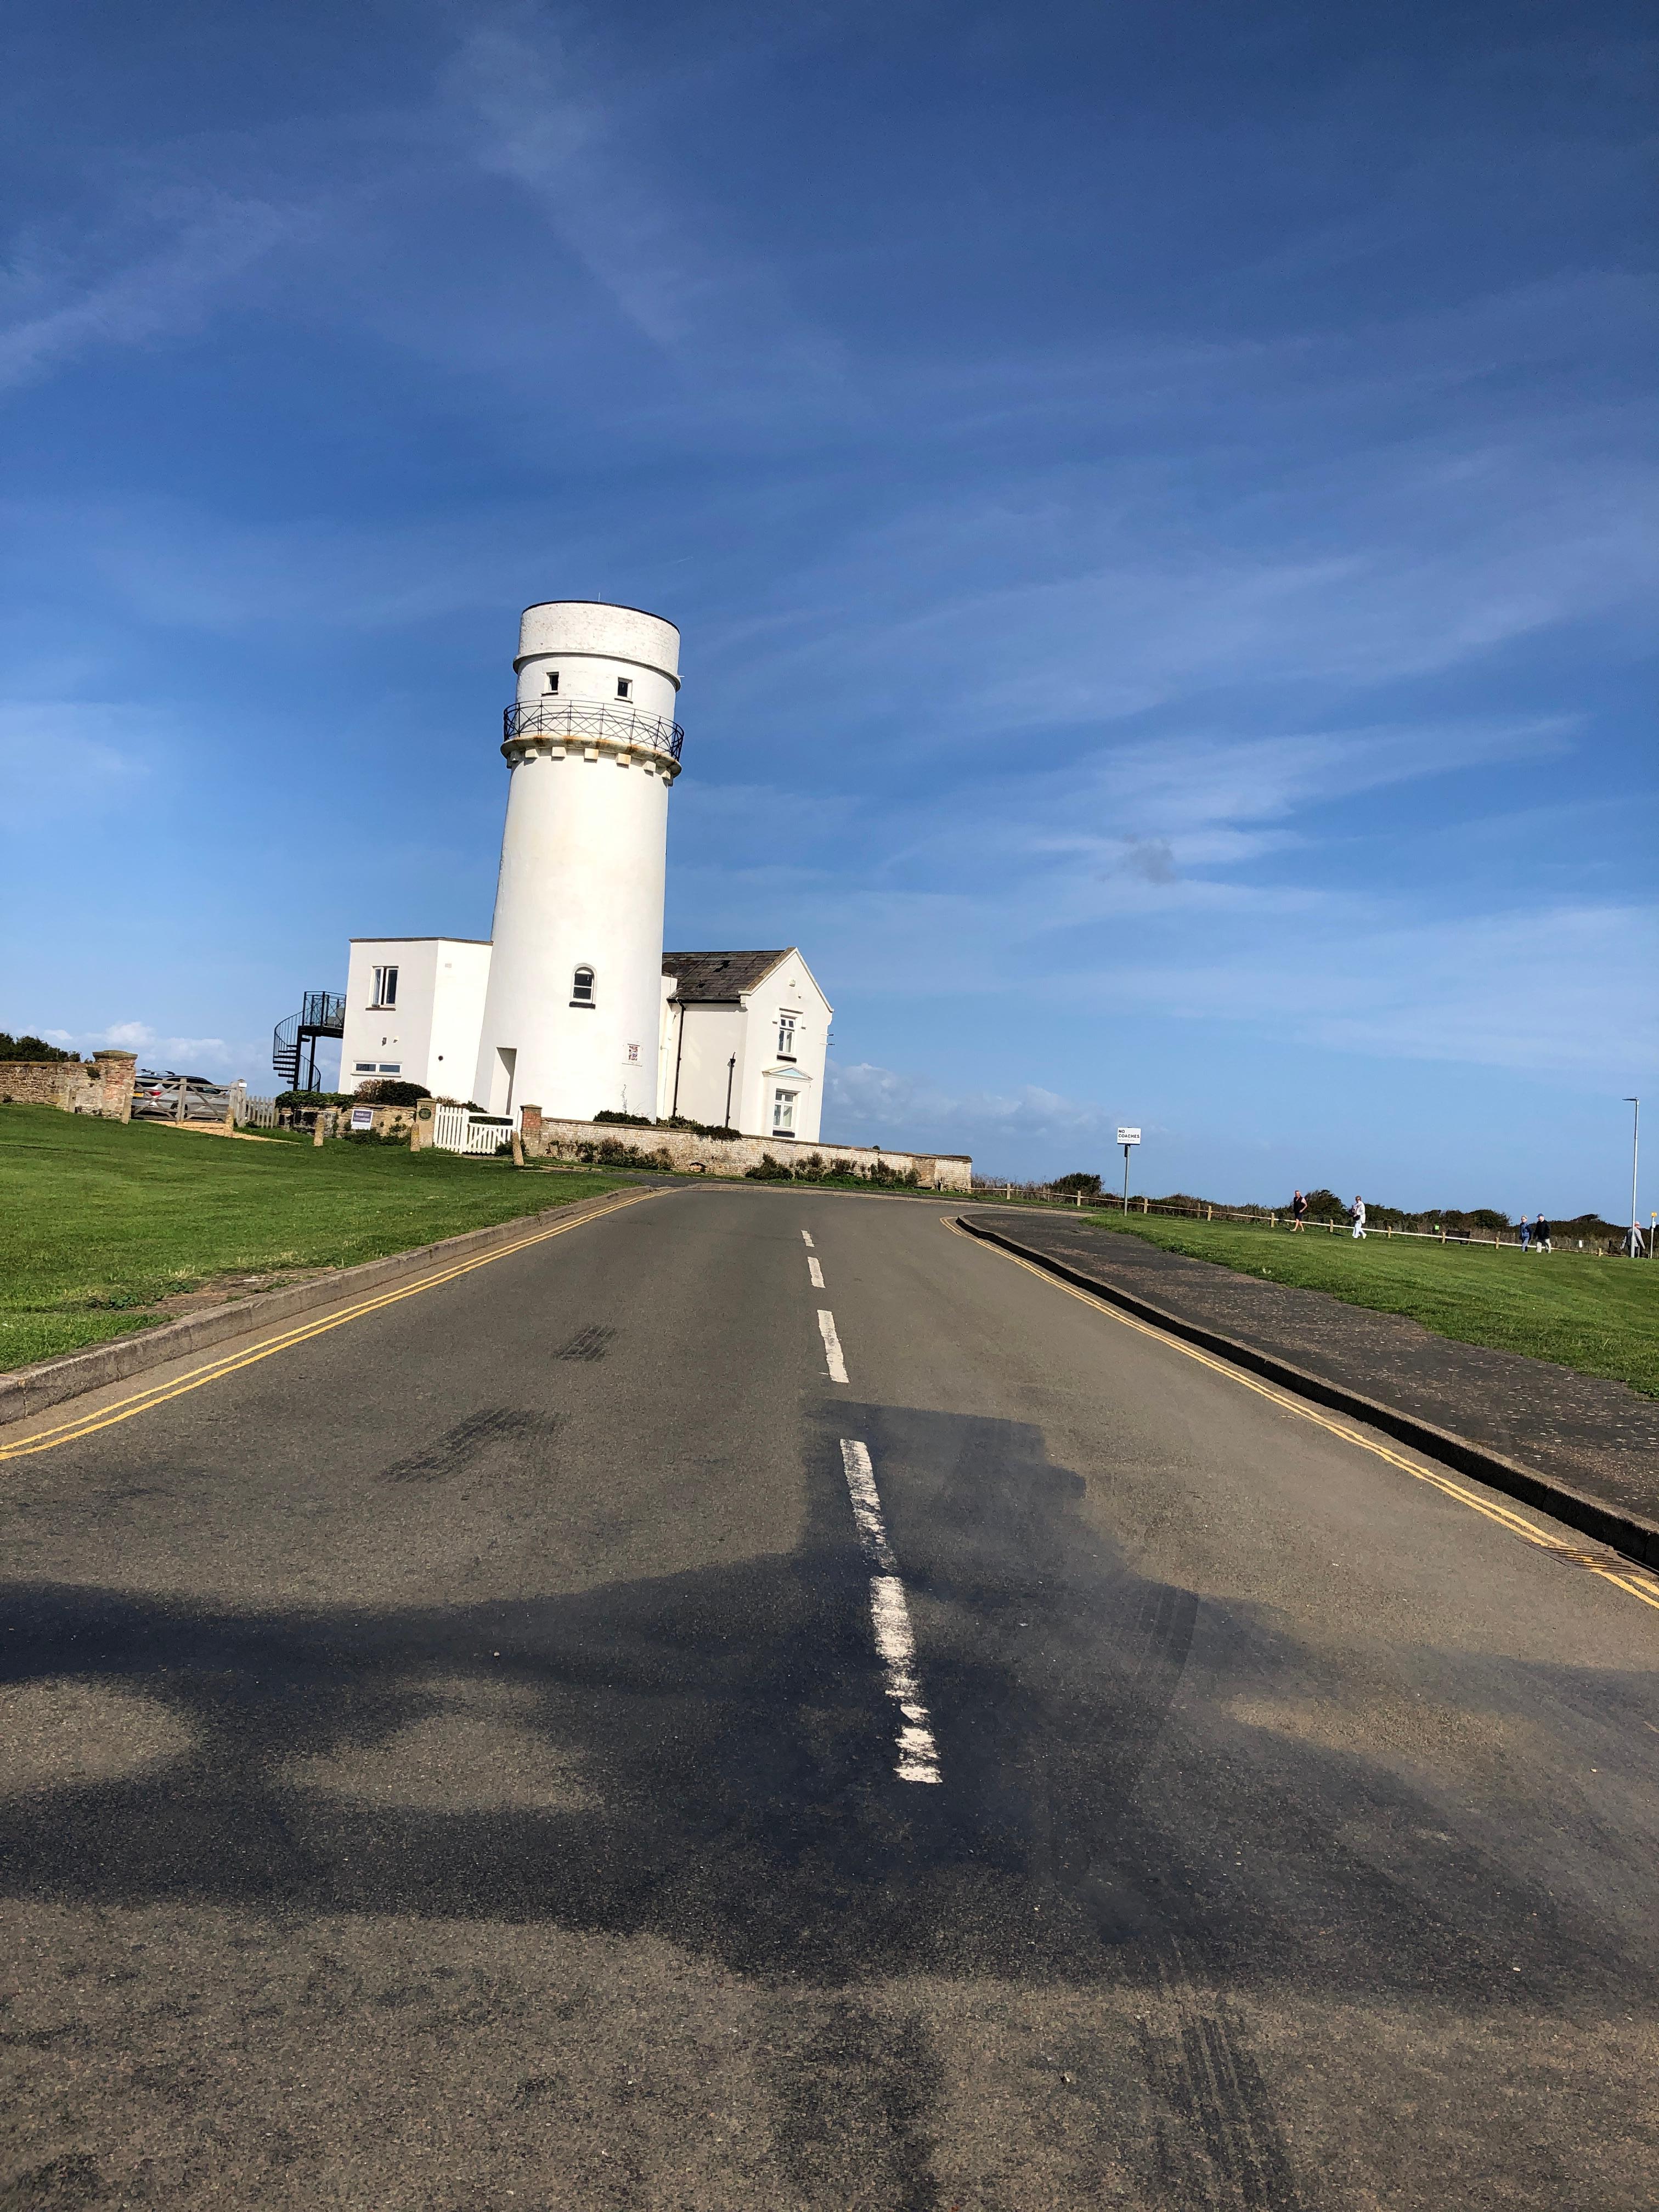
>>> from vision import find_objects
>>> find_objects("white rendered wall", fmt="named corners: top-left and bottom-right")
top-left (474, 602), bottom-right (680, 1120)
top-left (341, 939), bottom-right (490, 1096)
top-left (660, 952), bottom-right (832, 1138)
top-left (515, 600), bottom-right (680, 731)
top-left (666, 1002), bottom-right (748, 1127)
top-left (341, 939), bottom-right (435, 1091)
top-left (742, 952), bottom-right (831, 1143)
top-left (428, 943), bottom-right (492, 1099)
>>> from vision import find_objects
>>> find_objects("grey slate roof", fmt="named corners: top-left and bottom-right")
top-left (663, 950), bottom-right (791, 1002)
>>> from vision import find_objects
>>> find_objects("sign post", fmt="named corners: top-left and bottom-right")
top-left (1116, 1127), bottom-right (1141, 1213)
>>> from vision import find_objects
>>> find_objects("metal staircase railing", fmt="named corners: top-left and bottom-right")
top-left (273, 990), bottom-right (346, 1091)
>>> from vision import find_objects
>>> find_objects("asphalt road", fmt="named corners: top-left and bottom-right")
top-left (3, 1183), bottom-right (1656, 2210)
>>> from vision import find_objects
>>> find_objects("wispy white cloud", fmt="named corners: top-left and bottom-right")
top-left (0, 192), bottom-right (301, 394)
top-left (41, 1020), bottom-right (259, 1080)
top-left (0, 701), bottom-right (160, 826)
top-left (447, 13), bottom-right (842, 390)
top-left (825, 1060), bottom-right (1119, 1161)
top-left (1094, 902), bottom-right (1659, 1083)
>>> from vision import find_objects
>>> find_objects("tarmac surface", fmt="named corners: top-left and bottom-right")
top-left (967, 1207), bottom-right (1659, 1527)
top-left (3, 1183), bottom-right (1656, 2209)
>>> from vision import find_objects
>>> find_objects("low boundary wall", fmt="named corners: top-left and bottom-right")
top-left (0, 1052), bottom-right (136, 1120)
top-left (520, 1109), bottom-right (972, 1191)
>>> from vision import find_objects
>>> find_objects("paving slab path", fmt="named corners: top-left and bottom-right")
top-left (964, 1209), bottom-right (1659, 1530)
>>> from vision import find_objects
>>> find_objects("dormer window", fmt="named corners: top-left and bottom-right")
top-left (615, 677), bottom-right (632, 699)
top-left (571, 966), bottom-right (596, 1007)
top-left (545, 670), bottom-right (560, 693)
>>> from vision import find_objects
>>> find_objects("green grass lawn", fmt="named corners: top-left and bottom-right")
top-left (0, 1107), bottom-right (623, 1373)
top-left (1063, 1204), bottom-right (1659, 1397)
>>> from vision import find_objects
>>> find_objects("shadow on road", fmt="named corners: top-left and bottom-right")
top-left (1, 1402), bottom-right (1647, 2022)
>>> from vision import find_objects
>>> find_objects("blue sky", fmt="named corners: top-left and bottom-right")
top-left (3, 0), bottom-right (1654, 1210)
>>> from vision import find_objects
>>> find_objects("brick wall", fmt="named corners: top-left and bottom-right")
top-left (0, 1050), bottom-right (135, 1121)
top-left (518, 1109), bottom-right (972, 1190)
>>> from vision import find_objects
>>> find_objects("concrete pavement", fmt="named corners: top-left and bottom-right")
top-left (3, 1184), bottom-right (1656, 2208)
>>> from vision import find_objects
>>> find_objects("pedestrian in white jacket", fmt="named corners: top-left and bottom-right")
top-left (1351, 1195), bottom-right (1367, 1239)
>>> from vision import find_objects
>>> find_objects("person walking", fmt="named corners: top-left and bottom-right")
top-left (1291, 1189), bottom-right (1307, 1232)
top-left (1519, 1215), bottom-right (1531, 1252)
top-left (1534, 1214), bottom-right (1551, 1254)
top-left (1351, 1194), bottom-right (1367, 1240)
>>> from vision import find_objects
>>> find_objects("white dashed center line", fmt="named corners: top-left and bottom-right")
top-left (817, 1309), bottom-right (849, 1384)
top-left (800, 1229), bottom-right (815, 1248)
top-left (839, 1440), bottom-right (941, 1784)
top-left (808, 1256), bottom-right (825, 1289)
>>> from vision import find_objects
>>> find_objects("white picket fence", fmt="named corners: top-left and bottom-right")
top-left (431, 1104), bottom-right (516, 1156)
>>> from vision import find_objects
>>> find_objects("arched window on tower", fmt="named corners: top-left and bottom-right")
top-left (571, 966), bottom-right (596, 1007)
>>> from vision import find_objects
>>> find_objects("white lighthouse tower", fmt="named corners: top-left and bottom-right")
top-left (471, 600), bottom-right (682, 1122)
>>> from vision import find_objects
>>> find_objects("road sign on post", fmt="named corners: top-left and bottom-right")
top-left (1117, 1127), bottom-right (1140, 1212)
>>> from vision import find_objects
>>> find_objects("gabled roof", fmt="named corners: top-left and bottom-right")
top-left (663, 950), bottom-right (791, 1001)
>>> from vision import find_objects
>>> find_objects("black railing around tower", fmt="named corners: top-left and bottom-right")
top-left (503, 699), bottom-right (685, 761)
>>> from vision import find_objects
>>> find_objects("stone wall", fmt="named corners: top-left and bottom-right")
top-left (517, 1107), bottom-right (972, 1191)
top-left (0, 1051), bottom-right (136, 1121)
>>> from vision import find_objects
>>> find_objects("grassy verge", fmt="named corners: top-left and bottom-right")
top-left (0, 1107), bottom-right (623, 1373)
top-left (1062, 1205), bottom-right (1659, 1398)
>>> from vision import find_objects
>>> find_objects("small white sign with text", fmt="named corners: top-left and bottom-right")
top-left (1117, 1127), bottom-right (1141, 1146)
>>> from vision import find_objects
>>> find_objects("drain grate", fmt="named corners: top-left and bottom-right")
top-left (555, 1323), bottom-right (617, 1363)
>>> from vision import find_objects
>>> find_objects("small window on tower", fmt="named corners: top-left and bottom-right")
top-left (546, 670), bottom-right (560, 693)
top-left (571, 966), bottom-right (595, 1005)
top-left (371, 965), bottom-right (398, 1008)
top-left (615, 677), bottom-right (632, 699)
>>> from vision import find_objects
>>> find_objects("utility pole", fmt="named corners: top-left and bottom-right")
top-left (1626, 1097), bottom-right (1641, 1256)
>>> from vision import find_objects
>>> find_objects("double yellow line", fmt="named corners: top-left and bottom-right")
top-left (0, 1187), bottom-right (661, 1465)
top-left (945, 1217), bottom-right (1659, 1617)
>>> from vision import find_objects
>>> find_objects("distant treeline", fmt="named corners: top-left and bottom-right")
top-left (0, 1032), bottom-right (78, 1062)
top-left (1010, 1173), bottom-right (1625, 1239)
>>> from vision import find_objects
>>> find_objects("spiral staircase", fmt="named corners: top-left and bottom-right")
top-left (273, 990), bottom-right (346, 1092)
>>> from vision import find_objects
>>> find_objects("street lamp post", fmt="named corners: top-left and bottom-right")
top-left (1625, 1097), bottom-right (1641, 1256)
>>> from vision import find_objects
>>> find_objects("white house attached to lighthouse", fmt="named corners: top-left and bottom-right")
top-left (336, 598), bottom-right (831, 1141)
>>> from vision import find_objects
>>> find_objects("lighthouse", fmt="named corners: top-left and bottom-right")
top-left (471, 600), bottom-right (683, 1122)
top-left (334, 594), bottom-right (838, 1146)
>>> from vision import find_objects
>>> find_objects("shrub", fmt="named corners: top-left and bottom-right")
top-left (354, 1079), bottom-right (431, 1107)
top-left (574, 1136), bottom-right (674, 1170)
top-left (862, 1159), bottom-right (920, 1187)
top-left (745, 1153), bottom-right (794, 1181)
top-left (0, 1032), bottom-right (78, 1062)
top-left (1301, 1188), bottom-right (1347, 1221)
top-left (1051, 1171), bottom-right (1103, 1197)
